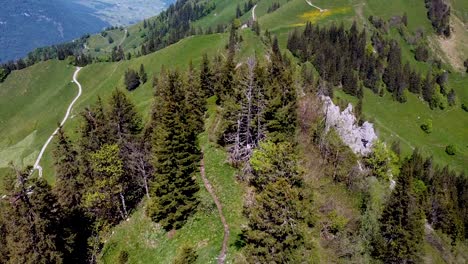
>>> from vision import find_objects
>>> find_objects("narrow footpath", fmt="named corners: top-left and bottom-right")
top-left (305, 0), bottom-right (326, 12)
top-left (200, 152), bottom-right (230, 264)
top-left (252, 4), bottom-right (257, 21)
top-left (32, 67), bottom-right (83, 177)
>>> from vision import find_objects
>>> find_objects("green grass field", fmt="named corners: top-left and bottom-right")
top-left (0, 61), bottom-right (76, 176)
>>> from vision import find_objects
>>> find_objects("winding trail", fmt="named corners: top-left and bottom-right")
top-left (119, 29), bottom-right (128, 47)
top-left (200, 152), bottom-right (229, 264)
top-left (32, 67), bottom-right (83, 177)
top-left (305, 0), bottom-right (326, 12)
top-left (252, 4), bottom-right (257, 21)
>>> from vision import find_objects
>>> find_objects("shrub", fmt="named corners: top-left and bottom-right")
top-left (414, 45), bottom-right (429, 62)
top-left (118, 250), bottom-right (129, 264)
top-left (462, 103), bottom-right (468, 112)
top-left (173, 245), bottom-right (198, 264)
top-left (124, 69), bottom-right (141, 91)
top-left (327, 210), bottom-right (348, 235)
top-left (0, 68), bottom-right (9, 82)
top-left (420, 119), bottom-right (432, 134)
top-left (445, 144), bottom-right (456, 155)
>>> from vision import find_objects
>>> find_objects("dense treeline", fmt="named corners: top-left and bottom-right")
top-left (140, 0), bottom-right (216, 55)
top-left (425, 0), bottom-right (451, 37)
top-left (287, 22), bottom-right (455, 109)
top-left (371, 150), bottom-right (467, 262)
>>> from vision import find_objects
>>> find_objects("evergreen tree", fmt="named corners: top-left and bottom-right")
top-left (3, 168), bottom-right (64, 264)
top-left (373, 159), bottom-right (424, 263)
top-left (264, 42), bottom-right (297, 142)
top-left (250, 141), bottom-right (302, 190)
top-left (124, 69), bottom-right (141, 91)
top-left (408, 71), bottom-right (422, 94)
top-left (422, 73), bottom-right (435, 108)
top-left (200, 53), bottom-right (214, 97)
top-left (54, 127), bottom-right (91, 262)
top-left (140, 64), bottom-right (148, 84)
top-left (244, 178), bottom-right (304, 263)
top-left (185, 62), bottom-right (206, 135)
top-left (147, 70), bottom-right (200, 231)
top-left (108, 89), bottom-right (145, 208)
top-left (108, 89), bottom-right (143, 143)
top-left (54, 127), bottom-right (81, 211)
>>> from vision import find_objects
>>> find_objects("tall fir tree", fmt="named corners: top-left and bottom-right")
top-left (3, 168), bottom-right (64, 264)
top-left (244, 178), bottom-right (304, 263)
top-left (373, 158), bottom-right (425, 263)
top-left (147, 70), bottom-right (200, 231)
top-left (185, 62), bottom-right (206, 135)
top-left (53, 127), bottom-right (91, 263)
top-left (264, 41), bottom-right (297, 142)
top-left (200, 53), bottom-right (214, 97)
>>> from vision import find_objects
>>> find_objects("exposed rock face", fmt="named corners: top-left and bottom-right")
top-left (321, 96), bottom-right (378, 155)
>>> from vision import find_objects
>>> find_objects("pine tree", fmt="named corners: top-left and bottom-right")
top-left (185, 62), bottom-right (206, 135)
top-left (422, 73), bottom-right (435, 108)
top-left (54, 127), bottom-right (91, 262)
top-left (108, 89), bottom-right (144, 210)
top-left (200, 53), bottom-right (214, 97)
top-left (264, 44), bottom-right (297, 142)
top-left (79, 97), bottom-right (111, 198)
top-left (147, 70), bottom-right (200, 231)
top-left (108, 89), bottom-right (143, 143)
top-left (140, 64), bottom-right (148, 84)
top-left (373, 159), bottom-right (424, 263)
top-left (124, 69), bottom-right (141, 91)
top-left (244, 178), bottom-right (304, 263)
top-left (3, 168), bottom-right (64, 263)
top-left (54, 127), bottom-right (81, 211)
top-left (250, 141), bottom-right (302, 190)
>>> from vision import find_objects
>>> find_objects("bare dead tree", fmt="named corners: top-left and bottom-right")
top-left (227, 57), bottom-right (265, 168)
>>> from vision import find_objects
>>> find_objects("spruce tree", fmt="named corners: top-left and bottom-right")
top-left (108, 89), bottom-right (143, 143)
top-left (147, 70), bottom-right (200, 231)
top-left (185, 62), bottom-right (206, 135)
top-left (200, 53), bottom-right (214, 97)
top-left (140, 64), bottom-right (148, 84)
top-left (54, 127), bottom-right (91, 262)
top-left (373, 159), bottom-right (424, 263)
top-left (3, 168), bottom-right (64, 264)
top-left (264, 44), bottom-right (297, 142)
top-left (244, 178), bottom-right (304, 263)
top-left (54, 127), bottom-right (81, 211)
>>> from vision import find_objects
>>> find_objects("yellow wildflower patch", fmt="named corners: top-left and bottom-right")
top-left (294, 6), bottom-right (351, 26)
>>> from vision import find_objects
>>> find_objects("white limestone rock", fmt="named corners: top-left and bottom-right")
top-left (321, 96), bottom-right (378, 155)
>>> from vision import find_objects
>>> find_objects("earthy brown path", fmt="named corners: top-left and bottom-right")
top-left (200, 152), bottom-right (230, 264)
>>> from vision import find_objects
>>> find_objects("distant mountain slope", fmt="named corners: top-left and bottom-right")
top-left (0, 0), bottom-right (173, 62)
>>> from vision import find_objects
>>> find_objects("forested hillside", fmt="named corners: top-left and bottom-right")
top-left (0, 0), bottom-right (467, 263)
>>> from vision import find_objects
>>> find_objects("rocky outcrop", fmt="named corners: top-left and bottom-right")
top-left (321, 96), bottom-right (377, 155)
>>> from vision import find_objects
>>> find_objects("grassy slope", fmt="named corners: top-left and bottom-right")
top-left (0, 61), bottom-right (76, 181)
top-left (257, 0), bottom-right (468, 173)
